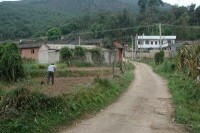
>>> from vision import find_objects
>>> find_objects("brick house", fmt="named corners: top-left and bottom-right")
top-left (18, 43), bottom-right (42, 62)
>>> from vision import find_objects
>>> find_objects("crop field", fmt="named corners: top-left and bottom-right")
top-left (0, 65), bottom-right (120, 96)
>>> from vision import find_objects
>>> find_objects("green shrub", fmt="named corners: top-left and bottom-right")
top-left (74, 46), bottom-right (86, 57)
top-left (0, 43), bottom-right (25, 82)
top-left (154, 50), bottom-right (165, 65)
top-left (90, 48), bottom-right (102, 64)
top-left (74, 62), bottom-right (93, 67)
top-left (38, 64), bottom-right (46, 69)
top-left (60, 47), bottom-right (73, 63)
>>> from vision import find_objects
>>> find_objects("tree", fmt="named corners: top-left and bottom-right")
top-left (0, 42), bottom-right (25, 82)
top-left (103, 38), bottom-right (115, 50)
top-left (138, 0), bottom-right (148, 13)
top-left (175, 12), bottom-right (190, 40)
top-left (138, 0), bottom-right (164, 33)
top-left (195, 6), bottom-right (200, 24)
top-left (47, 28), bottom-right (62, 40)
top-left (90, 23), bottom-right (103, 39)
top-left (61, 23), bottom-right (79, 35)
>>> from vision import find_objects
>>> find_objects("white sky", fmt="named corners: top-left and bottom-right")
top-left (0, 0), bottom-right (200, 7)
top-left (0, 0), bottom-right (20, 1)
top-left (163, 0), bottom-right (200, 6)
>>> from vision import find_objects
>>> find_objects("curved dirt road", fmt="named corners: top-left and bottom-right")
top-left (60, 62), bottom-right (187, 133)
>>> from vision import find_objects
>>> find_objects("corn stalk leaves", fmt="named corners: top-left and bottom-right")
top-left (177, 44), bottom-right (200, 78)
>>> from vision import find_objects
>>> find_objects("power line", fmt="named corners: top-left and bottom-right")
top-left (162, 24), bottom-right (200, 29)
top-left (39, 24), bottom-right (158, 39)
top-left (67, 25), bottom-right (157, 36)
top-left (31, 24), bottom-right (200, 40)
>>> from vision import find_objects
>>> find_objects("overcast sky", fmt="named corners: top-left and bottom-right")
top-left (163, 0), bottom-right (200, 6)
top-left (0, 0), bottom-right (200, 7)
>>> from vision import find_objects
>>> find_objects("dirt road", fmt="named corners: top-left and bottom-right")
top-left (60, 62), bottom-right (187, 133)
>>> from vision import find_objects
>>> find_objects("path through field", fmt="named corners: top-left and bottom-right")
top-left (60, 62), bottom-right (188, 133)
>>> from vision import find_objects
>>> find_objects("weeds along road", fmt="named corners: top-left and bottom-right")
top-left (60, 62), bottom-right (188, 133)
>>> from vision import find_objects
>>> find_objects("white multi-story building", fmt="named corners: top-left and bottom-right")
top-left (136, 35), bottom-right (176, 49)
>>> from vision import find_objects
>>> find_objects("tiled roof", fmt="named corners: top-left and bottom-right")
top-left (46, 44), bottom-right (97, 50)
top-left (18, 43), bottom-right (42, 49)
top-left (69, 39), bottom-right (103, 45)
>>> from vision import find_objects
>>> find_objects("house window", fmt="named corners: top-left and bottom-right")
top-left (155, 41), bottom-right (157, 45)
top-left (31, 49), bottom-right (35, 54)
top-left (145, 41), bottom-right (149, 45)
top-left (151, 41), bottom-right (153, 45)
top-left (168, 40), bottom-right (171, 44)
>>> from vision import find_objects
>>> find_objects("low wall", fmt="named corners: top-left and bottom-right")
top-left (125, 50), bottom-right (172, 59)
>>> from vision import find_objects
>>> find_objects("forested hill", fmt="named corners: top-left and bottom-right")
top-left (20, 0), bottom-right (138, 14)
top-left (0, 0), bottom-right (173, 40)
top-left (0, 0), bottom-right (138, 40)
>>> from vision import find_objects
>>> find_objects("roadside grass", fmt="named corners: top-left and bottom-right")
top-left (145, 59), bottom-right (200, 133)
top-left (0, 64), bottom-right (134, 133)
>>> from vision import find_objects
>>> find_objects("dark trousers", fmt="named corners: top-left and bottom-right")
top-left (47, 71), bottom-right (54, 85)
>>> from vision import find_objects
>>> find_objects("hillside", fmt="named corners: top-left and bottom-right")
top-left (0, 0), bottom-right (172, 40)
top-left (22, 0), bottom-right (137, 14)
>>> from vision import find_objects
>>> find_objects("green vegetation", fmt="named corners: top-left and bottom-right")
top-left (47, 28), bottom-right (62, 40)
top-left (74, 46), bottom-right (86, 57)
top-left (0, 0), bottom-right (200, 42)
top-left (60, 47), bottom-right (73, 63)
top-left (0, 42), bottom-right (25, 82)
top-left (0, 65), bottom-right (134, 133)
top-left (176, 45), bottom-right (200, 78)
top-left (90, 48), bottom-right (102, 64)
top-left (154, 50), bottom-right (164, 65)
top-left (26, 68), bottom-right (113, 78)
top-left (146, 54), bottom-right (200, 132)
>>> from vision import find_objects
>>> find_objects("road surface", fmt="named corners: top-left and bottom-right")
top-left (60, 62), bottom-right (187, 133)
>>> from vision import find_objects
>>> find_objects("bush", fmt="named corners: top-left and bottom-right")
top-left (73, 62), bottom-right (93, 67)
top-left (154, 50), bottom-right (164, 65)
top-left (74, 46), bottom-right (86, 57)
top-left (0, 43), bottom-right (25, 82)
top-left (38, 64), bottom-right (46, 69)
top-left (60, 47), bottom-right (73, 62)
top-left (90, 48), bottom-right (102, 64)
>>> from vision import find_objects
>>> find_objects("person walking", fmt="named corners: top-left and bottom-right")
top-left (47, 63), bottom-right (56, 85)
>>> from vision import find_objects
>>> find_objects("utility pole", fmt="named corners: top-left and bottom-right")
top-left (139, 34), bottom-right (141, 60)
top-left (131, 35), bottom-right (134, 60)
top-left (135, 34), bottom-right (137, 60)
top-left (159, 23), bottom-right (162, 50)
top-left (142, 33), bottom-right (144, 60)
top-left (79, 36), bottom-right (81, 45)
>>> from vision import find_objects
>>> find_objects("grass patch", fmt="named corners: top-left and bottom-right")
top-left (27, 69), bottom-right (115, 78)
top-left (0, 65), bottom-right (134, 133)
top-left (145, 59), bottom-right (200, 133)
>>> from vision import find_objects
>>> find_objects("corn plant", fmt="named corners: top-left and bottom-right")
top-left (176, 43), bottom-right (200, 79)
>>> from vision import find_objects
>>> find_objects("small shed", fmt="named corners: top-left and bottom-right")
top-left (18, 43), bottom-right (41, 62)
top-left (113, 42), bottom-right (124, 63)
top-left (38, 44), bottom-right (61, 64)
